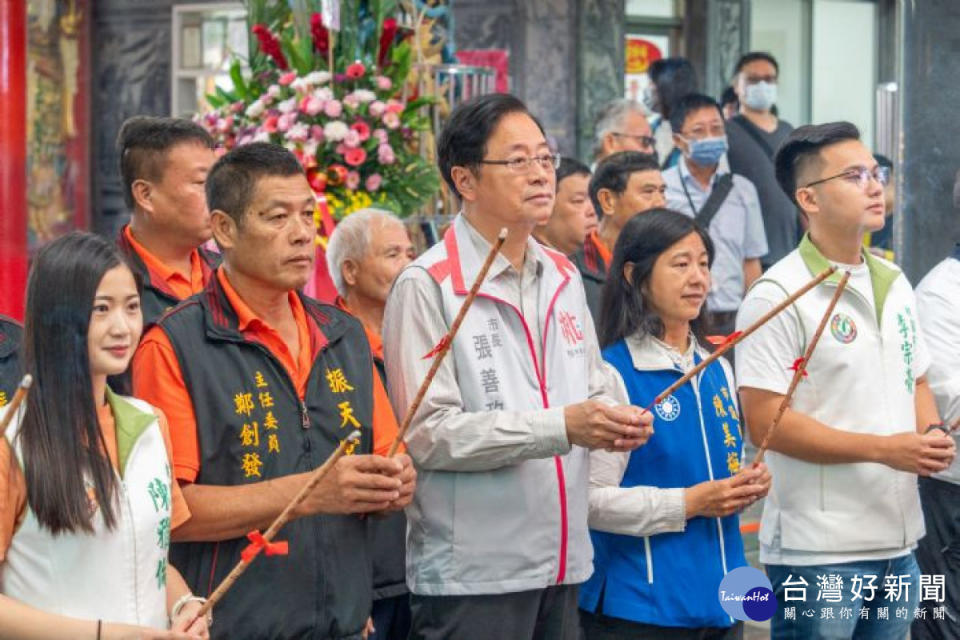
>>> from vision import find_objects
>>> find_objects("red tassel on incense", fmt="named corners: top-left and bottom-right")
top-left (752, 271), bottom-right (851, 466)
top-left (240, 530), bottom-right (289, 564)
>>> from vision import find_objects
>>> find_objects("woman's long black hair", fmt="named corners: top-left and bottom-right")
top-left (597, 209), bottom-right (715, 349)
top-left (18, 232), bottom-right (140, 534)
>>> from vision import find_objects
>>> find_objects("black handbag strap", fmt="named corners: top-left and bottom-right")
top-left (682, 173), bottom-right (735, 230)
top-left (732, 114), bottom-right (776, 159)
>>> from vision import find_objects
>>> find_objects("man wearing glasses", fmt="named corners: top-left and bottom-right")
top-left (727, 51), bottom-right (798, 269)
top-left (591, 99), bottom-right (657, 166)
top-left (663, 93), bottom-right (768, 336)
top-left (735, 121), bottom-right (955, 639)
top-left (383, 93), bottom-right (653, 640)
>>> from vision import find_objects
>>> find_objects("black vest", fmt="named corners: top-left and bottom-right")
top-left (0, 317), bottom-right (23, 408)
top-left (159, 277), bottom-right (375, 640)
top-left (116, 226), bottom-right (220, 327)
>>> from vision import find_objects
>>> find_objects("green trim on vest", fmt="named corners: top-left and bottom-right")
top-left (105, 387), bottom-right (156, 477)
top-left (798, 233), bottom-right (900, 326)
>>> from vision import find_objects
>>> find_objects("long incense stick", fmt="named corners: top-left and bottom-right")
top-left (195, 430), bottom-right (361, 620)
top-left (646, 266), bottom-right (837, 413)
top-left (0, 374), bottom-right (33, 435)
top-left (386, 228), bottom-right (508, 457)
top-left (752, 271), bottom-right (850, 465)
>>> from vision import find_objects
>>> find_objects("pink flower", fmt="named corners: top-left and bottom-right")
top-left (343, 94), bottom-right (361, 111)
top-left (343, 129), bottom-right (361, 148)
top-left (346, 61), bottom-right (366, 79)
top-left (231, 101), bottom-right (245, 113)
top-left (278, 72), bottom-right (297, 86)
top-left (375, 76), bottom-right (392, 91)
top-left (383, 111), bottom-right (400, 130)
top-left (263, 115), bottom-right (280, 133)
top-left (365, 173), bottom-right (383, 191)
top-left (350, 121), bottom-right (371, 141)
top-left (324, 99), bottom-right (343, 117)
top-left (377, 144), bottom-right (395, 164)
top-left (216, 116), bottom-right (234, 133)
top-left (336, 143), bottom-right (348, 155)
top-left (267, 85), bottom-right (282, 98)
top-left (286, 122), bottom-right (309, 141)
top-left (385, 100), bottom-right (404, 114)
top-left (300, 95), bottom-right (325, 116)
top-left (344, 147), bottom-right (367, 166)
top-left (369, 101), bottom-right (386, 117)
top-left (310, 125), bottom-right (324, 141)
top-left (373, 128), bottom-right (389, 144)
top-left (277, 112), bottom-right (298, 132)
top-left (346, 171), bottom-right (361, 190)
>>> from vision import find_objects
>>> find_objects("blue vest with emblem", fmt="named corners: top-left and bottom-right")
top-left (579, 338), bottom-right (747, 628)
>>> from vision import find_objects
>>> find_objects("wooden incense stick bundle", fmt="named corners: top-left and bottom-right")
top-left (752, 271), bottom-right (851, 466)
top-left (386, 227), bottom-right (508, 457)
top-left (0, 374), bottom-right (34, 435)
top-left (195, 429), bottom-right (361, 619)
top-left (646, 266), bottom-right (837, 413)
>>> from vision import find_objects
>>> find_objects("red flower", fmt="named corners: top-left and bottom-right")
top-left (252, 24), bottom-right (289, 70)
top-left (350, 120), bottom-right (371, 141)
top-left (310, 13), bottom-right (329, 56)
top-left (327, 164), bottom-right (348, 186)
top-left (263, 115), bottom-right (279, 133)
top-left (307, 168), bottom-right (327, 193)
top-left (378, 18), bottom-right (398, 68)
top-left (344, 147), bottom-right (367, 166)
top-left (346, 61), bottom-right (366, 79)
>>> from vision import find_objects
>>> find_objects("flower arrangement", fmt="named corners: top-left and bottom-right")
top-left (198, 0), bottom-right (440, 222)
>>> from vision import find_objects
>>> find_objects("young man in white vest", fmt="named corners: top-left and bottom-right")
top-left (382, 93), bottom-right (654, 640)
top-left (735, 121), bottom-right (956, 639)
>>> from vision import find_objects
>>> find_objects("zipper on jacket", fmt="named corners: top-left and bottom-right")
top-left (643, 536), bottom-right (654, 584)
top-left (691, 371), bottom-right (729, 575)
top-left (299, 400), bottom-right (310, 430)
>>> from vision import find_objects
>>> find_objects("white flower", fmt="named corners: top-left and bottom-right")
top-left (290, 77), bottom-right (309, 93)
top-left (323, 120), bottom-right (350, 142)
top-left (313, 87), bottom-right (334, 102)
top-left (303, 140), bottom-right (319, 157)
top-left (267, 85), bottom-right (282, 98)
top-left (253, 130), bottom-right (271, 143)
top-left (352, 89), bottom-right (376, 103)
top-left (245, 100), bottom-right (266, 118)
top-left (287, 122), bottom-right (310, 141)
top-left (277, 97), bottom-right (297, 114)
top-left (305, 71), bottom-right (332, 85)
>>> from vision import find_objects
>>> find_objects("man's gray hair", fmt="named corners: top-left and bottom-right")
top-left (326, 207), bottom-right (404, 296)
top-left (592, 99), bottom-right (646, 160)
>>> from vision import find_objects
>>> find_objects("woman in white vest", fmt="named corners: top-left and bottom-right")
top-left (0, 232), bottom-right (208, 639)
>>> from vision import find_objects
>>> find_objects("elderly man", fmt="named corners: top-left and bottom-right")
top-left (326, 208), bottom-right (415, 640)
top-left (591, 99), bottom-right (656, 165)
top-left (383, 93), bottom-right (653, 640)
top-left (133, 143), bottom-right (415, 640)
top-left (115, 116), bottom-right (219, 326)
top-left (532, 157), bottom-right (596, 256)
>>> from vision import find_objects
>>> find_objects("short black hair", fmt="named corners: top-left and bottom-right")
top-left (647, 57), bottom-right (698, 119)
top-left (589, 151), bottom-right (660, 218)
top-left (116, 116), bottom-right (215, 210)
top-left (734, 51), bottom-right (780, 75)
top-left (874, 153), bottom-right (893, 169)
top-left (669, 93), bottom-right (724, 134)
top-left (774, 121), bottom-right (861, 205)
top-left (436, 93), bottom-right (545, 198)
top-left (206, 142), bottom-right (305, 225)
top-left (720, 86), bottom-right (738, 108)
top-left (556, 157), bottom-right (590, 191)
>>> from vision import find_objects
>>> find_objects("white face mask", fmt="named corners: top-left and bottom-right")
top-left (744, 81), bottom-right (777, 112)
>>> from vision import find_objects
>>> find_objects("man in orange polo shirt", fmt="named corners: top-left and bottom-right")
top-left (133, 142), bottom-right (414, 640)
top-left (116, 116), bottom-right (219, 325)
top-left (326, 208), bottom-right (415, 640)
top-left (570, 151), bottom-right (665, 324)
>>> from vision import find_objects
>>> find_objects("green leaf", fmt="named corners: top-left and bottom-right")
top-left (229, 60), bottom-right (248, 100)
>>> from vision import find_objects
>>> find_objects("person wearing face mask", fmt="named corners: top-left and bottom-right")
top-left (663, 94), bottom-right (767, 336)
top-left (727, 52), bottom-right (797, 271)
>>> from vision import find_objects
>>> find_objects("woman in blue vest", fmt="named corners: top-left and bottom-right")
top-left (579, 209), bottom-right (771, 639)
top-left (0, 232), bottom-right (207, 639)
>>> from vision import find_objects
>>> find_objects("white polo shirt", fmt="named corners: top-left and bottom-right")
top-left (736, 234), bottom-right (929, 566)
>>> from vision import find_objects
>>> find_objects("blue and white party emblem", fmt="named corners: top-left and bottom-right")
top-left (830, 313), bottom-right (858, 344)
top-left (654, 395), bottom-right (681, 421)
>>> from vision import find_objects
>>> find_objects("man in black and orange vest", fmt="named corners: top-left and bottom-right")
top-left (115, 116), bottom-right (220, 326)
top-left (570, 151), bottom-right (665, 324)
top-left (133, 143), bottom-right (415, 640)
top-left (0, 316), bottom-right (22, 408)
